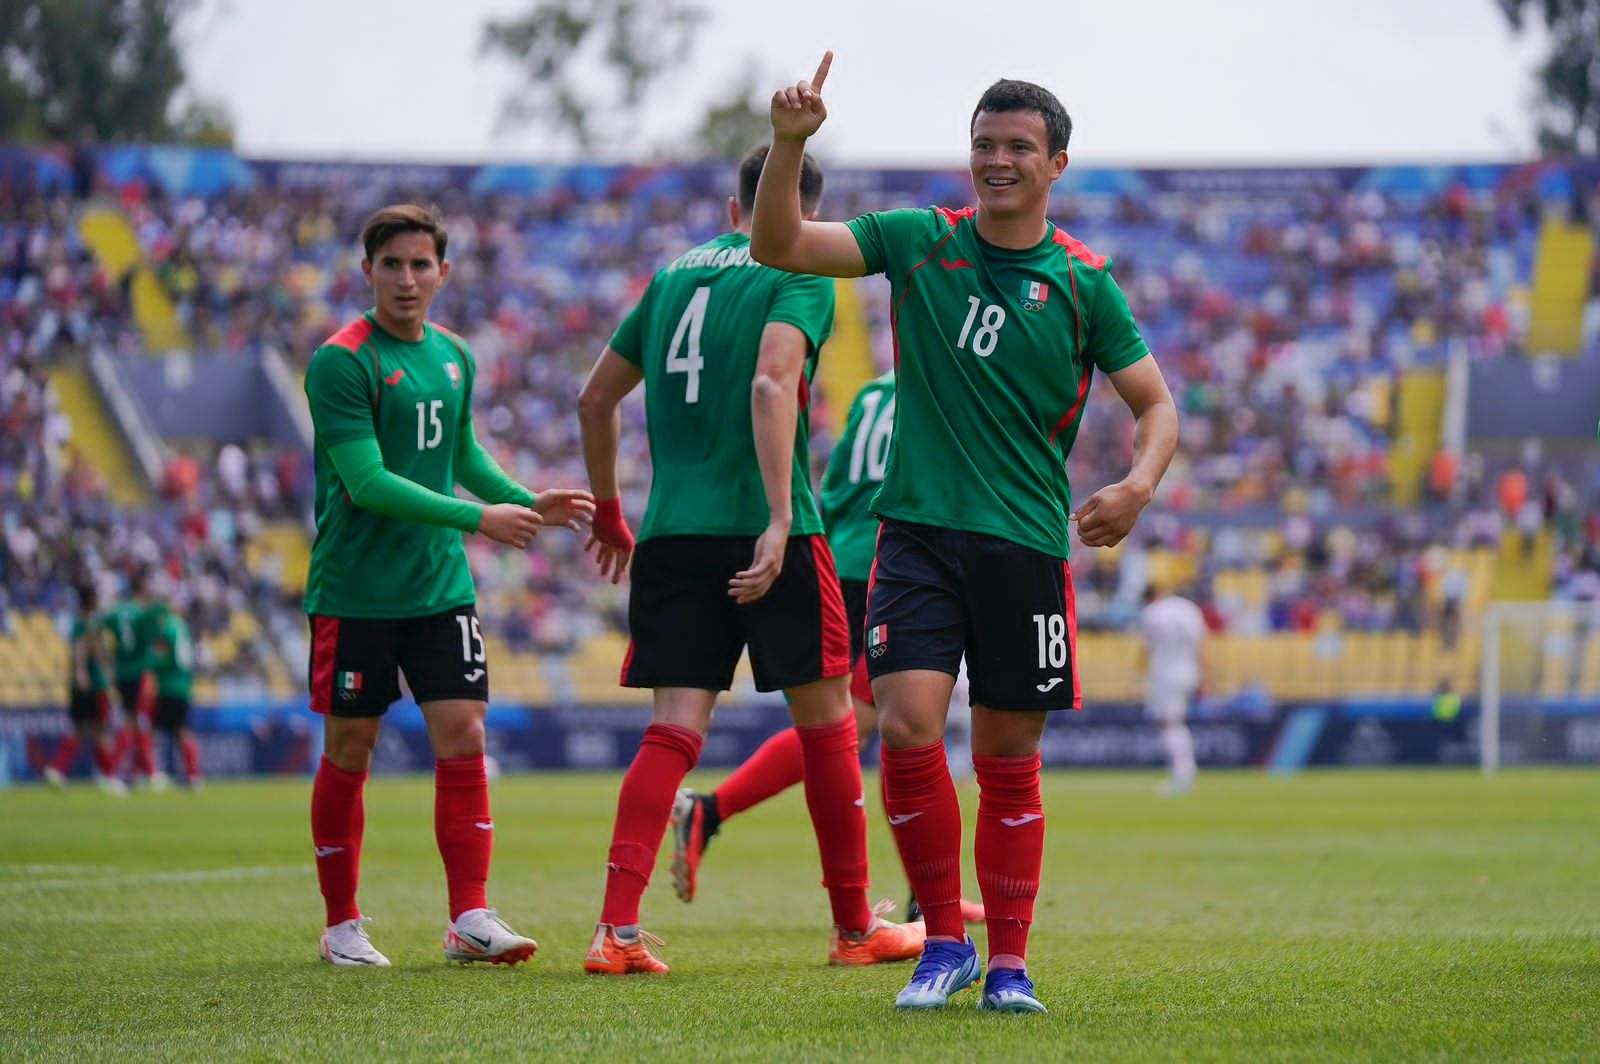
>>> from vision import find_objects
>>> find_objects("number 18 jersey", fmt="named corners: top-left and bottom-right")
top-left (846, 207), bottom-right (1150, 559)
top-left (609, 232), bottom-right (835, 543)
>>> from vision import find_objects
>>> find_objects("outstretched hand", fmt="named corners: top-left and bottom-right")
top-left (770, 50), bottom-right (833, 142)
top-left (534, 488), bottom-right (596, 532)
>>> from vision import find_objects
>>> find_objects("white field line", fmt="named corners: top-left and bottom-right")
top-left (0, 865), bottom-right (307, 891)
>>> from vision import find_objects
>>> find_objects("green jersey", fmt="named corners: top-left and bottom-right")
top-left (149, 609), bottom-right (194, 699)
top-left (819, 372), bottom-right (896, 582)
top-left (609, 232), bottom-right (835, 542)
top-left (69, 613), bottom-right (108, 694)
top-left (846, 207), bottom-right (1150, 559)
top-left (304, 312), bottom-right (478, 619)
top-left (103, 600), bottom-right (157, 683)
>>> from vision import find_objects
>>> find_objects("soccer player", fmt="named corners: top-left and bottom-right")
top-left (103, 570), bottom-right (159, 786)
top-left (303, 203), bottom-right (594, 968)
top-left (1138, 584), bottom-right (1207, 796)
top-left (147, 597), bottom-right (201, 790)
top-left (668, 370), bottom-right (982, 924)
top-left (43, 582), bottom-right (123, 794)
top-left (751, 55), bottom-right (1179, 1012)
top-left (577, 146), bottom-right (924, 975)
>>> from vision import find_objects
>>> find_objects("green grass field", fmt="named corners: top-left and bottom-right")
top-left (2, 768), bottom-right (1596, 1062)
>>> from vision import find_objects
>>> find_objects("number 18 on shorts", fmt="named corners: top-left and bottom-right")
top-left (865, 519), bottom-right (1081, 711)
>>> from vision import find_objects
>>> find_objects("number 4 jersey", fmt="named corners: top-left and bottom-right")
top-left (304, 312), bottom-right (478, 618)
top-left (846, 207), bottom-right (1151, 560)
top-left (609, 232), bottom-right (835, 542)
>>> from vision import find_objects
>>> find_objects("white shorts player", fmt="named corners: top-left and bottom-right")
top-left (1139, 590), bottom-right (1207, 794)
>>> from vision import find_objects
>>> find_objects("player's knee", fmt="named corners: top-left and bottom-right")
top-left (877, 706), bottom-right (941, 750)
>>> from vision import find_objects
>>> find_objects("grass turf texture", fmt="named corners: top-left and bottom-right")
top-left (1, 768), bottom-right (1595, 1063)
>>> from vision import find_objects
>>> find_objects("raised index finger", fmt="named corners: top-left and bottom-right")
top-left (811, 50), bottom-right (833, 93)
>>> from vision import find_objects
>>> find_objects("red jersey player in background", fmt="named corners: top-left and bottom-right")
top-left (577, 146), bottom-right (922, 974)
top-left (752, 54), bottom-right (1179, 1013)
top-left (303, 204), bottom-right (593, 968)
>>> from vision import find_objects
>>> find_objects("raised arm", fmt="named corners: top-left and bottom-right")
top-left (749, 51), bottom-right (868, 278)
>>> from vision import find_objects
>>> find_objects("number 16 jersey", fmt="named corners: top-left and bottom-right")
top-left (846, 207), bottom-right (1150, 560)
top-left (609, 232), bottom-right (835, 543)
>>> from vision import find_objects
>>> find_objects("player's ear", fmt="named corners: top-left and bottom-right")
top-left (727, 195), bottom-right (740, 230)
top-left (437, 259), bottom-right (450, 285)
top-left (360, 258), bottom-right (373, 286)
top-left (1052, 150), bottom-right (1069, 179)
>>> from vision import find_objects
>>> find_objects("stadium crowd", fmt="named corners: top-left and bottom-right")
top-left (3, 153), bottom-right (1599, 695)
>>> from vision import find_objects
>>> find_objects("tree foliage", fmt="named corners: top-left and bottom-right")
top-left (482, 0), bottom-right (707, 154)
top-left (689, 63), bottom-right (773, 161)
top-left (0, 0), bottom-right (230, 144)
top-left (1498, 0), bottom-right (1600, 154)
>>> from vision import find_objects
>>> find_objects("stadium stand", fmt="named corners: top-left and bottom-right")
top-left (2, 147), bottom-right (1597, 710)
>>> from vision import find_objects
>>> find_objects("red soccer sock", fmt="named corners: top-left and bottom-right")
top-left (132, 729), bottom-right (155, 778)
top-left (714, 727), bottom-right (805, 819)
top-left (50, 735), bottom-right (80, 774)
top-left (311, 755), bottom-right (366, 927)
top-left (974, 753), bottom-right (1044, 966)
top-left (435, 756), bottom-right (493, 921)
top-left (111, 727), bottom-right (132, 773)
top-left (882, 740), bottom-right (964, 940)
top-left (92, 739), bottom-right (115, 777)
top-left (796, 716), bottom-right (872, 933)
top-left (600, 722), bottom-right (704, 927)
top-left (178, 734), bottom-right (202, 783)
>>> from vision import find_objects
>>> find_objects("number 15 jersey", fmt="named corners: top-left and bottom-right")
top-left (609, 232), bottom-right (835, 543)
top-left (846, 207), bottom-right (1150, 560)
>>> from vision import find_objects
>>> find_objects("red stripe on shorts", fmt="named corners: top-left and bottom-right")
top-left (811, 536), bottom-right (852, 679)
top-left (619, 639), bottom-right (636, 686)
top-left (310, 616), bottom-right (340, 714)
top-left (1063, 561), bottom-right (1082, 710)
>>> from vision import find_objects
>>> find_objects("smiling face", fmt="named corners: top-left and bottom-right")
top-left (969, 109), bottom-right (1068, 221)
top-left (361, 230), bottom-right (449, 338)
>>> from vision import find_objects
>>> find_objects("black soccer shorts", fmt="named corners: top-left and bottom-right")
top-left (864, 518), bottom-right (1080, 711)
top-left (153, 694), bottom-right (191, 732)
top-left (307, 605), bottom-right (489, 718)
top-left (622, 534), bottom-right (852, 693)
top-left (68, 690), bottom-right (108, 726)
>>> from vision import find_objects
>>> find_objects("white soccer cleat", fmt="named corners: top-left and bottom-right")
top-left (148, 771), bottom-right (172, 793)
top-left (42, 766), bottom-right (65, 790)
top-left (320, 917), bottom-right (391, 967)
top-left (94, 773), bottom-right (128, 797)
top-left (443, 907), bottom-right (538, 966)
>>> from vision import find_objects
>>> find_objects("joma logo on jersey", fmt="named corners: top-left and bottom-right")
top-left (337, 671), bottom-right (363, 700)
top-left (1020, 280), bottom-right (1050, 313)
top-left (867, 624), bottom-right (888, 659)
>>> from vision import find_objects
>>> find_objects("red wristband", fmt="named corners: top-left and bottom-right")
top-left (593, 497), bottom-right (635, 551)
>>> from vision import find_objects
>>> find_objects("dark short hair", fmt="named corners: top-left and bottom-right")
top-left (361, 203), bottom-right (448, 261)
top-left (738, 144), bottom-right (825, 215)
top-left (75, 582), bottom-right (98, 611)
top-left (971, 79), bottom-right (1072, 155)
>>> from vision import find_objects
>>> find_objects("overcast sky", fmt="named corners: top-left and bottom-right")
top-left (184, 0), bottom-right (1548, 167)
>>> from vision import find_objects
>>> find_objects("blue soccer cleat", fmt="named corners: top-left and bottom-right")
top-left (978, 967), bottom-right (1048, 1014)
top-left (894, 937), bottom-right (983, 1009)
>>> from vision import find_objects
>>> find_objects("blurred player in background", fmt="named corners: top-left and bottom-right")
top-left (302, 204), bottom-right (593, 968)
top-left (147, 596), bottom-right (201, 790)
top-left (752, 56), bottom-right (1178, 1012)
top-left (43, 582), bottom-right (124, 794)
top-left (1138, 584), bottom-right (1207, 797)
top-left (578, 146), bottom-right (923, 975)
top-left (104, 570), bottom-right (159, 786)
top-left (670, 369), bottom-right (982, 924)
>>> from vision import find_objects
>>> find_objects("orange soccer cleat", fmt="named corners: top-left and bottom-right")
top-left (583, 924), bottom-right (670, 975)
top-left (827, 900), bottom-right (927, 967)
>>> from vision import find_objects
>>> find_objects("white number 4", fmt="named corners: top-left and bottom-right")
top-left (1033, 613), bottom-right (1068, 669)
top-left (666, 285), bottom-right (710, 404)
